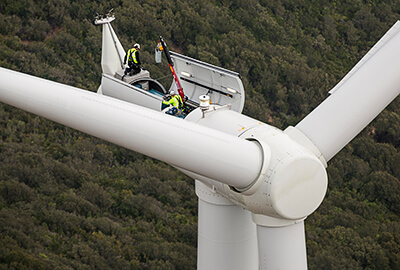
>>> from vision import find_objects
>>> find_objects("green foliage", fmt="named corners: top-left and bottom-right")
top-left (0, 0), bottom-right (399, 269)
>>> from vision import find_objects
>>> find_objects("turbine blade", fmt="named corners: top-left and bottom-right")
top-left (296, 21), bottom-right (400, 161)
top-left (0, 67), bottom-right (262, 189)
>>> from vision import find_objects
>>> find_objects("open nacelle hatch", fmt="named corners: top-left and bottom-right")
top-left (95, 15), bottom-right (245, 117)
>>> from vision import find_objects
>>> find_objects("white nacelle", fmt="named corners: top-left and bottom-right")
top-left (185, 106), bottom-right (328, 221)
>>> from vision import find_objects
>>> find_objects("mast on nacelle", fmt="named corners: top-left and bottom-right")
top-left (94, 10), bottom-right (125, 75)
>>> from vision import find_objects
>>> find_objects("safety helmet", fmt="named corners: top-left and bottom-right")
top-left (134, 43), bottom-right (140, 49)
top-left (170, 90), bottom-right (175, 96)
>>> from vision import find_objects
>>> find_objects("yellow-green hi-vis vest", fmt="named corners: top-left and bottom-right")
top-left (163, 95), bottom-right (183, 108)
top-left (127, 48), bottom-right (138, 64)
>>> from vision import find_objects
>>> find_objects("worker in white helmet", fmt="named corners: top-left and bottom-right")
top-left (122, 43), bottom-right (141, 79)
top-left (162, 90), bottom-right (184, 115)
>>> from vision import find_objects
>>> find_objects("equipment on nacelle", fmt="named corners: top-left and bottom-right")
top-left (94, 15), bottom-right (245, 117)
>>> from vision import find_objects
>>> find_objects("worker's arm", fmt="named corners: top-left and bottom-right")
top-left (162, 96), bottom-right (177, 107)
top-left (162, 95), bottom-right (171, 105)
top-left (136, 51), bottom-right (141, 65)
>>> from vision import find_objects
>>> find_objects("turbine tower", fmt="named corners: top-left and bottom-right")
top-left (0, 13), bottom-right (399, 269)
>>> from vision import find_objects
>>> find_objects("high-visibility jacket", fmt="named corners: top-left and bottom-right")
top-left (127, 48), bottom-right (139, 64)
top-left (163, 94), bottom-right (183, 108)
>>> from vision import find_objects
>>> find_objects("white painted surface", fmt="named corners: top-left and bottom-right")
top-left (296, 21), bottom-right (400, 161)
top-left (99, 20), bottom-right (125, 75)
top-left (257, 221), bottom-right (307, 270)
top-left (196, 181), bottom-right (258, 270)
top-left (0, 67), bottom-right (262, 189)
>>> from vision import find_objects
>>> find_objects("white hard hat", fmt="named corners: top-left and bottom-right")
top-left (134, 43), bottom-right (140, 49)
top-left (170, 90), bottom-right (175, 95)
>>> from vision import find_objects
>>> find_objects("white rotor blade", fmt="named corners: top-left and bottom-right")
top-left (196, 181), bottom-right (258, 270)
top-left (296, 21), bottom-right (400, 162)
top-left (0, 67), bottom-right (262, 189)
top-left (257, 222), bottom-right (307, 270)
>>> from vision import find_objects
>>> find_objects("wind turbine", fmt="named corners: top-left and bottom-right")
top-left (0, 12), bottom-right (399, 269)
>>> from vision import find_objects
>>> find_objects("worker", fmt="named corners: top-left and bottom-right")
top-left (162, 91), bottom-right (184, 115)
top-left (122, 43), bottom-right (141, 79)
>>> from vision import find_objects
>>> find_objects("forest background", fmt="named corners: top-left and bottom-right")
top-left (0, 0), bottom-right (399, 269)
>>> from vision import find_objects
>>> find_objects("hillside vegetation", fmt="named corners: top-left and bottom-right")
top-left (0, 0), bottom-right (399, 269)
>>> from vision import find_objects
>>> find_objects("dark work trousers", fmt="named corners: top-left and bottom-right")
top-left (125, 62), bottom-right (141, 75)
